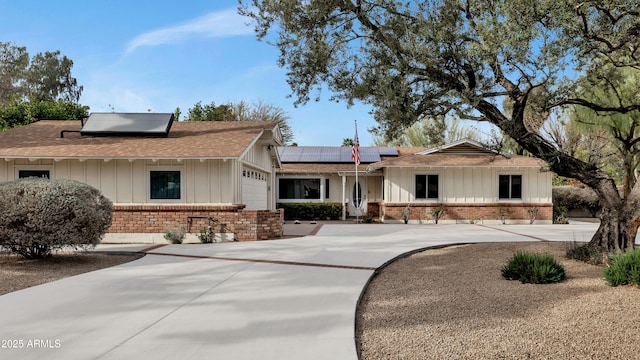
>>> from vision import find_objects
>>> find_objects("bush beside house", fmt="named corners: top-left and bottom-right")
top-left (0, 178), bottom-right (113, 259)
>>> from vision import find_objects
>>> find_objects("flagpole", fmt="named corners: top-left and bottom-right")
top-left (354, 120), bottom-right (359, 224)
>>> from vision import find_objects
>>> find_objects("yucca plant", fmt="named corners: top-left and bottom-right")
top-left (501, 251), bottom-right (566, 284)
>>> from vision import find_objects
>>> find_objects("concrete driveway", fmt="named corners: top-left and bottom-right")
top-left (0, 223), bottom-right (602, 359)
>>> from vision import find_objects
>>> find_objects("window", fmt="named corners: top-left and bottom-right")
top-left (150, 170), bottom-right (181, 200)
top-left (279, 178), bottom-right (321, 200)
top-left (499, 175), bottom-right (522, 199)
top-left (415, 174), bottom-right (439, 199)
top-left (18, 170), bottom-right (50, 179)
top-left (325, 178), bottom-right (330, 199)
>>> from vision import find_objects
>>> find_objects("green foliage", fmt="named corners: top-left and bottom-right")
top-left (184, 100), bottom-right (294, 144)
top-left (553, 205), bottom-right (569, 224)
top-left (242, 1), bottom-right (640, 252)
top-left (566, 242), bottom-right (602, 265)
top-left (0, 178), bottom-right (112, 259)
top-left (553, 186), bottom-right (601, 217)
top-left (604, 249), bottom-right (640, 287)
top-left (184, 101), bottom-right (234, 121)
top-left (342, 138), bottom-right (354, 147)
top-left (501, 251), bottom-right (567, 284)
top-left (277, 202), bottom-right (342, 221)
top-left (198, 228), bottom-right (214, 244)
top-left (431, 205), bottom-right (445, 224)
top-left (0, 42), bottom-right (82, 104)
top-left (164, 227), bottom-right (186, 244)
top-left (0, 98), bottom-right (89, 130)
top-left (497, 206), bottom-right (511, 224)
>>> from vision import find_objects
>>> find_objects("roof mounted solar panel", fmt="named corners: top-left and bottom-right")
top-left (80, 113), bottom-right (174, 137)
top-left (277, 146), bottom-right (398, 163)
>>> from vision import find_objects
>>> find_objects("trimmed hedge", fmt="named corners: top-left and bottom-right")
top-left (0, 178), bottom-right (113, 259)
top-left (277, 202), bottom-right (342, 220)
top-left (552, 186), bottom-right (600, 217)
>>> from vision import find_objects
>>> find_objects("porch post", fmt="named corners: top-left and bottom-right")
top-left (341, 173), bottom-right (346, 220)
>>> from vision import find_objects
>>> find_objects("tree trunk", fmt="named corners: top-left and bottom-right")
top-left (590, 208), bottom-right (637, 254)
top-left (589, 186), bottom-right (640, 254)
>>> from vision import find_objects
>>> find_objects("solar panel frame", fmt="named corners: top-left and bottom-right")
top-left (80, 113), bottom-right (174, 137)
top-left (277, 146), bottom-right (398, 163)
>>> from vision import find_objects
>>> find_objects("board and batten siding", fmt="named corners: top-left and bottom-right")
top-left (0, 158), bottom-right (238, 204)
top-left (384, 166), bottom-right (551, 203)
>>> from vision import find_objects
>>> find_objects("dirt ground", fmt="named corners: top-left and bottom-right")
top-left (0, 252), bottom-right (143, 295)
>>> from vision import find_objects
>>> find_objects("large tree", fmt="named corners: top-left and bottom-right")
top-left (372, 115), bottom-right (478, 147)
top-left (0, 42), bottom-right (82, 104)
top-left (184, 100), bottom-right (295, 144)
top-left (240, 0), bottom-right (640, 253)
top-left (0, 98), bottom-right (89, 131)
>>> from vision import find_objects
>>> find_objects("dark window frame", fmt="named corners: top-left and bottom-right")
top-left (150, 170), bottom-right (182, 200)
top-left (415, 174), bottom-right (439, 200)
top-left (278, 178), bottom-right (322, 200)
top-left (18, 170), bottom-right (51, 179)
top-left (499, 174), bottom-right (522, 200)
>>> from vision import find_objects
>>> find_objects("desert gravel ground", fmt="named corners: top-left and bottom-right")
top-left (356, 242), bottom-right (640, 359)
top-left (0, 252), bottom-right (143, 296)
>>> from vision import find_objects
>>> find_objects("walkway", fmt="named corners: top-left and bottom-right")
top-left (0, 223), bottom-right (601, 359)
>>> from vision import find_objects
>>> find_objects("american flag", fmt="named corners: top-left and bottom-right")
top-left (351, 125), bottom-right (360, 165)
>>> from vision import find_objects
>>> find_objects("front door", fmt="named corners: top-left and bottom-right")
top-left (348, 180), bottom-right (366, 217)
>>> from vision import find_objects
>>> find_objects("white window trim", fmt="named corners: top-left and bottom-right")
top-left (413, 172), bottom-right (440, 202)
top-left (498, 173), bottom-right (524, 202)
top-left (15, 165), bottom-right (53, 179)
top-left (147, 166), bottom-right (184, 203)
top-left (276, 176), bottom-right (326, 203)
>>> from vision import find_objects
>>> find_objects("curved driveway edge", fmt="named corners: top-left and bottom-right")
top-left (0, 224), bottom-right (602, 359)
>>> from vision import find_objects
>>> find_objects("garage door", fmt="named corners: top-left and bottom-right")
top-left (242, 169), bottom-right (268, 209)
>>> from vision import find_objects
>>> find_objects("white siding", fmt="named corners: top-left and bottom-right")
top-left (385, 166), bottom-right (552, 203)
top-left (0, 158), bottom-right (257, 205)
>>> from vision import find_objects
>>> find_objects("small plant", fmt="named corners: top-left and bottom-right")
top-left (469, 216), bottom-right (482, 224)
top-left (553, 205), bottom-right (569, 224)
top-left (363, 212), bottom-right (374, 223)
top-left (431, 205), bottom-right (445, 224)
top-left (402, 204), bottom-right (410, 224)
top-left (198, 227), bottom-right (214, 243)
top-left (497, 206), bottom-right (511, 224)
top-left (501, 251), bottom-right (566, 284)
top-left (566, 242), bottom-right (602, 265)
top-left (604, 249), bottom-right (640, 287)
top-left (528, 207), bottom-right (539, 224)
top-left (164, 227), bottom-right (186, 244)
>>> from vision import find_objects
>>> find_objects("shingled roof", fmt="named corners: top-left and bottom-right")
top-left (369, 140), bottom-right (546, 169)
top-left (0, 120), bottom-right (280, 160)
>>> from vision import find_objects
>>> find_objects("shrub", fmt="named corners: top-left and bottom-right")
top-left (164, 227), bottom-right (186, 244)
top-left (0, 178), bottom-right (112, 259)
top-left (553, 204), bottom-right (569, 224)
top-left (552, 186), bottom-right (601, 217)
top-left (566, 242), bottom-right (602, 265)
top-left (501, 251), bottom-right (566, 284)
top-left (431, 205), bottom-right (445, 224)
top-left (277, 202), bottom-right (342, 220)
top-left (604, 249), bottom-right (640, 287)
top-left (198, 228), bottom-right (214, 243)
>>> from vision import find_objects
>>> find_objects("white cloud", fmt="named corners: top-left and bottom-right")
top-left (125, 8), bottom-right (253, 54)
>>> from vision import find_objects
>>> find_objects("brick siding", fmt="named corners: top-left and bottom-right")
top-left (110, 204), bottom-right (284, 241)
top-left (382, 202), bottom-right (552, 223)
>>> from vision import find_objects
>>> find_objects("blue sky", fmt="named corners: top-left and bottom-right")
top-left (0, 0), bottom-right (375, 145)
